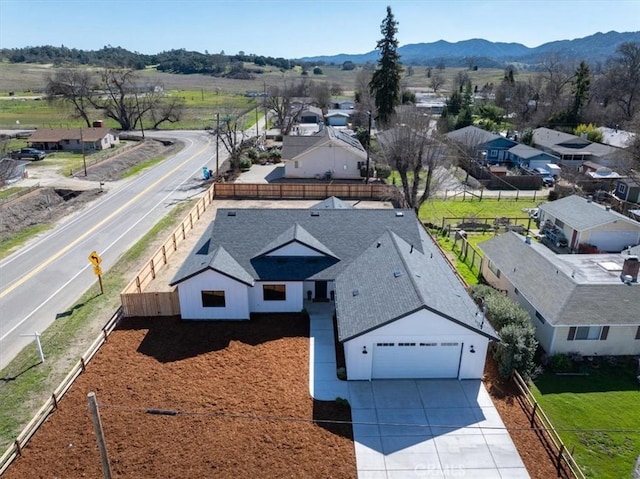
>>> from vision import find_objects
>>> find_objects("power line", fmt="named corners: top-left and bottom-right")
top-left (96, 402), bottom-right (640, 435)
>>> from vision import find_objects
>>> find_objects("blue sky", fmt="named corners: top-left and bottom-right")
top-left (1, 0), bottom-right (639, 58)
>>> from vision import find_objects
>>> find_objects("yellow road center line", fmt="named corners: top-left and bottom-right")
top-left (0, 139), bottom-right (211, 299)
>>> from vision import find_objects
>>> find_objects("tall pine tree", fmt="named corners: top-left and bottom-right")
top-left (369, 6), bottom-right (402, 125)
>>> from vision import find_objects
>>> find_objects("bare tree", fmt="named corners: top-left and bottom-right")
top-left (215, 104), bottom-right (249, 165)
top-left (353, 68), bottom-right (375, 129)
top-left (539, 55), bottom-right (575, 112)
top-left (265, 81), bottom-right (305, 135)
top-left (604, 42), bottom-right (640, 122)
top-left (377, 107), bottom-right (446, 211)
top-left (429, 72), bottom-right (446, 93)
top-left (309, 81), bottom-right (331, 110)
top-left (46, 67), bottom-right (184, 131)
top-left (45, 68), bottom-right (94, 127)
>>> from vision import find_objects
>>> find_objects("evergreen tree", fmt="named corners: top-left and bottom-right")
top-left (571, 60), bottom-right (591, 122)
top-left (369, 6), bottom-right (403, 125)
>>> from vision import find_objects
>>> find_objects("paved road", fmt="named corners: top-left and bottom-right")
top-left (0, 130), bottom-right (220, 370)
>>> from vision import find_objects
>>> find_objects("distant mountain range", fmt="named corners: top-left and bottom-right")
top-left (301, 31), bottom-right (640, 68)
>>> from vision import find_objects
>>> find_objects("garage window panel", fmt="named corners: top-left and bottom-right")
top-left (440, 342), bottom-right (460, 346)
top-left (419, 342), bottom-right (437, 346)
top-left (376, 342), bottom-right (395, 347)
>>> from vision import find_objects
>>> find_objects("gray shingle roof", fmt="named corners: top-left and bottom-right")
top-left (479, 232), bottom-right (640, 326)
top-left (539, 195), bottom-right (639, 231)
top-left (311, 197), bottom-right (355, 209)
top-left (171, 208), bottom-right (424, 286)
top-left (532, 127), bottom-right (619, 158)
top-left (508, 143), bottom-right (559, 161)
top-left (446, 125), bottom-right (500, 146)
top-left (335, 228), bottom-right (498, 342)
top-left (255, 223), bottom-right (339, 259)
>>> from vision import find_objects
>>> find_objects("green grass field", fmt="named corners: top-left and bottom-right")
top-left (419, 197), bottom-right (543, 225)
top-left (531, 360), bottom-right (640, 479)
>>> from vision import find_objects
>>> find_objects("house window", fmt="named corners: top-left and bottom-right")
top-left (294, 161), bottom-right (299, 168)
top-left (636, 326), bottom-right (640, 340)
top-left (487, 260), bottom-right (501, 278)
top-left (514, 288), bottom-right (519, 296)
top-left (201, 290), bottom-right (225, 307)
top-left (263, 284), bottom-right (286, 301)
top-left (568, 326), bottom-right (608, 341)
top-left (619, 183), bottom-right (627, 194)
top-left (490, 150), bottom-right (498, 158)
top-left (555, 219), bottom-right (565, 229)
top-left (535, 311), bottom-right (546, 324)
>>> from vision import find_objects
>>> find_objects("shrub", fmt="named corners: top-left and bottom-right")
top-left (484, 293), bottom-right (531, 330)
top-left (268, 150), bottom-right (281, 159)
top-left (246, 148), bottom-right (258, 160)
top-left (374, 163), bottom-right (392, 179)
top-left (238, 157), bottom-right (252, 170)
top-left (469, 284), bottom-right (498, 303)
top-left (550, 353), bottom-right (573, 373)
top-left (493, 322), bottom-right (538, 380)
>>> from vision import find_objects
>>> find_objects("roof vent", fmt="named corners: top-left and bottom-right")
top-left (352, 289), bottom-right (359, 297)
top-left (620, 255), bottom-right (639, 283)
top-left (376, 241), bottom-right (381, 248)
top-left (395, 211), bottom-right (404, 217)
top-left (227, 211), bottom-right (236, 216)
top-left (587, 195), bottom-right (593, 203)
top-left (311, 211), bottom-right (320, 217)
top-left (605, 205), bottom-right (611, 211)
top-left (393, 271), bottom-right (402, 278)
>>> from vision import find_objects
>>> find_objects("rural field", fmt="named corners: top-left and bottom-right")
top-left (0, 62), bottom-right (512, 130)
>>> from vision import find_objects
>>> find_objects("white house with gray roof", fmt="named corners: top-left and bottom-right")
top-left (170, 201), bottom-right (498, 380)
top-left (480, 232), bottom-right (640, 356)
top-left (538, 195), bottom-right (640, 252)
top-left (282, 126), bottom-right (368, 180)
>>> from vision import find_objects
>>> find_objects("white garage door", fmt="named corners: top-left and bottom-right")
top-left (589, 230), bottom-right (639, 252)
top-left (372, 341), bottom-right (462, 379)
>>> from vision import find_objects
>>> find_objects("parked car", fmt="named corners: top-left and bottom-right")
top-left (533, 167), bottom-right (555, 187)
top-left (10, 148), bottom-right (46, 161)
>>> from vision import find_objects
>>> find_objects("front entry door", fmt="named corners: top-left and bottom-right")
top-left (314, 281), bottom-right (327, 300)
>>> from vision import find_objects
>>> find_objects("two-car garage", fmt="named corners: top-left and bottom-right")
top-left (371, 341), bottom-right (463, 379)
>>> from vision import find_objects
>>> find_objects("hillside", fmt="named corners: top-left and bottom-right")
top-left (301, 30), bottom-right (640, 67)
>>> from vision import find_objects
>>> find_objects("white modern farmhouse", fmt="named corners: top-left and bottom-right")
top-left (170, 199), bottom-right (498, 380)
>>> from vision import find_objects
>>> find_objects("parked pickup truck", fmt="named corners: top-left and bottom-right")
top-left (10, 148), bottom-right (46, 161)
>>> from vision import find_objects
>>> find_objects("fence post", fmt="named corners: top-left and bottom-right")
top-left (498, 191), bottom-right (501, 201)
top-left (162, 245), bottom-right (167, 265)
top-left (181, 223), bottom-right (186, 240)
top-left (533, 190), bottom-right (537, 201)
top-left (172, 233), bottom-right (177, 251)
top-left (150, 259), bottom-right (156, 279)
top-left (556, 443), bottom-right (565, 474)
top-left (516, 190), bottom-right (520, 201)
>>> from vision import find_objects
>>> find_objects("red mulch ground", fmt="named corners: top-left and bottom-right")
top-left (4, 315), bottom-right (355, 479)
top-left (5, 313), bottom-right (569, 479)
top-left (483, 355), bottom-right (571, 479)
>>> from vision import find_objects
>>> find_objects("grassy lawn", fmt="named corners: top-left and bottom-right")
top-left (419, 197), bottom-right (543, 226)
top-left (0, 200), bottom-right (194, 451)
top-left (531, 360), bottom-right (640, 479)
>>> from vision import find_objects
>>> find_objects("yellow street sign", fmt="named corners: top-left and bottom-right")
top-left (88, 251), bottom-right (103, 266)
top-left (93, 266), bottom-right (103, 276)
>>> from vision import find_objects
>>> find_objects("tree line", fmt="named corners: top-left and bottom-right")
top-left (0, 45), bottom-right (299, 76)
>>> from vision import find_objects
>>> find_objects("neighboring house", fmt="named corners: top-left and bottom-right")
top-left (331, 99), bottom-right (355, 110)
top-left (446, 125), bottom-right (518, 163)
top-left (531, 127), bottom-right (627, 169)
top-left (298, 106), bottom-right (324, 124)
top-left (538, 195), bottom-right (640, 252)
top-left (170, 203), bottom-right (498, 380)
top-left (507, 143), bottom-right (560, 170)
top-left (597, 126), bottom-right (635, 149)
top-left (479, 232), bottom-right (640, 356)
top-left (325, 110), bottom-right (351, 127)
top-left (0, 158), bottom-right (28, 185)
top-left (614, 178), bottom-right (640, 203)
top-left (28, 128), bottom-right (119, 152)
top-left (282, 126), bottom-right (368, 180)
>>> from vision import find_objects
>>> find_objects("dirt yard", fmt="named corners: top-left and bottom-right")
top-left (3, 314), bottom-right (355, 479)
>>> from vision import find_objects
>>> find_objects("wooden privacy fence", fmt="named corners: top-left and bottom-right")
top-left (120, 183), bottom-right (216, 316)
top-left (212, 182), bottom-right (399, 201)
top-left (512, 371), bottom-right (586, 479)
top-left (452, 234), bottom-right (484, 278)
top-left (0, 308), bottom-right (123, 476)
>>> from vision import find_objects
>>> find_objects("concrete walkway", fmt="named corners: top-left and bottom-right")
top-left (307, 302), bottom-right (529, 478)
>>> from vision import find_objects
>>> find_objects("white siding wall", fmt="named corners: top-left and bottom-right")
top-left (249, 281), bottom-right (303, 313)
top-left (551, 325), bottom-right (640, 355)
top-left (344, 309), bottom-right (489, 380)
top-left (285, 146), bottom-right (364, 180)
top-left (177, 270), bottom-right (249, 320)
top-left (267, 243), bottom-right (324, 256)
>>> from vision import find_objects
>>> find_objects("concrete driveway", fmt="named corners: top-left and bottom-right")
top-left (307, 302), bottom-right (529, 478)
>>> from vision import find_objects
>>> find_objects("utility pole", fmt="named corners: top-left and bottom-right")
top-left (216, 113), bottom-right (220, 179)
top-left (87, 392), bottom-right (112, 479)
top-left (263, 81), bottom-right (268, 132)
top-left (81, 128), bottom-right (87, 177)
top-left (134, 92), bottom-right (145, 140)
top-left (365, 111), bottom-right (372, 184)
top-left (255, 102), bottom-right (259, 139)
